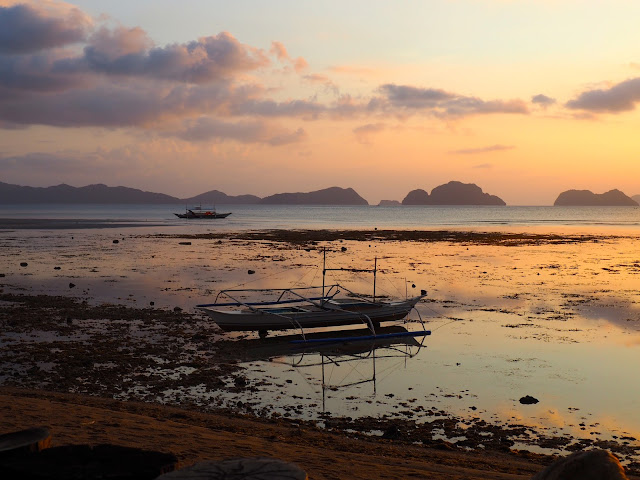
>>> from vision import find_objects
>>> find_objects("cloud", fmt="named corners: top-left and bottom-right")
top-left (303, 73), bottom-right (339, 95)
top-left (270, 40), bottom-right (307, 73)
top-left (231, 98), bottom-right (325, 118)
top-left (450, 144), bottom-right (515, 155)
top-left (65, 30), bottom-right (270, 83)
top-left (353, 123), bottom-right (385, 144)
top-left (377, 84), bottom-right (529, 118)
top-left (0, 2), bottom-right (92, 54)
top-left (267, 127), bottom-right (306, 146)
top-left (173, 116), bottom-right (306, 145)
top-left (0, 81), bottom-right (240, 127)
top-left (566, 77), bottom-right (640, 113)
top-left (531, 94), bottom-right (556, 108)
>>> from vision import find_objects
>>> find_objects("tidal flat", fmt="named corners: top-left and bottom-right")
top-left (1, 227), bottom-right (639, 472)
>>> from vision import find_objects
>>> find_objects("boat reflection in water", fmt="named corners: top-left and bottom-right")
top-left (237, 325), bottom-right (429, 412)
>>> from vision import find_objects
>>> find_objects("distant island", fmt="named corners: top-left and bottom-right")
top-left (0, 182), bottom-right (368, 206)
top-left (260, 187), bottom-right (368, 205)
top-left (377, 200), bottom-right (401, 206)
top-left (402, 181), bottom-right (506, 206)
top-left (554, 189), bottom-right (638, 206)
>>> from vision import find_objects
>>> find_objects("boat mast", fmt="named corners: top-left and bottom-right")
top-left (373, 257), bottom-right (377, 302)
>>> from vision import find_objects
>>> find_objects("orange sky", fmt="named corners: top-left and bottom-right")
top-left (2, 0), bottom-right (640, 204)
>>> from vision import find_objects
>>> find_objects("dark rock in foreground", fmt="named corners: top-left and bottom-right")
top-left (402, 181), bottom-right (506, 205)
top-left (554, 189), bottom-right (638, 206)
top-left (519, 395), bottom-right (539, 405)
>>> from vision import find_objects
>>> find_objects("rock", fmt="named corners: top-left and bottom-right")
top-left (54, 266), bottom-right (61, 270)
top-left (341, 246), bottom-right (347, 252)
top-left (421, 289), bottom-right (427, 295)
top-left (381, 425), bottom-right (400, 439)
top-left (378, 199), bottom-right (401, 206)
top-left (520, 395), bottom-right (539, 405)
top-left (554, 189), bottom-right (637, 206)
top-left (113, 239), bottom-right (119, 244)
top-left (68, 283), bottom-right (76, 289)
top-left (20, 262), bottom-right (28, 267)
top-left (178, 242), bottom-right (191, 245)
top-left (248, 269), bottom-right (255, 275)
top-left (531, 449), bottom-right (628, 480)
top-left (0, 273), bottom-right (5, 277)
top-left (173, 306), bottom-right (182, 312)
top-left (402, 181), bottom-right (506, 205)
top-left (150, 301), bottom-right (155, 306)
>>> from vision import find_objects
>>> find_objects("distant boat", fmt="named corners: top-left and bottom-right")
top-left (174, 206), bottom-right (231, 219)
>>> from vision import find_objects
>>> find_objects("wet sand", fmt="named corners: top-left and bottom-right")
top-left (2, 227), bottom-right (640, 477)
top-left (0, 387), bottom-right (557, 479)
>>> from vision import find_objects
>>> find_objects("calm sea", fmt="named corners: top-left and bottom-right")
top-left (2, 204), bottom-right (640, 231)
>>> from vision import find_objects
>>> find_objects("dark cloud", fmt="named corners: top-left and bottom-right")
top-left (0, 81), bottom-right (235, 127)
top-left (531, 94), bottom-right (556, 107)
top-left (450, 144), bottom-right (515, 155)
top-left (60, 30), bottom-right (270, 83)
top-left (0, 3), bottom-right (91, 54)
top-left (0, 51), bottom-right (89, 92)
top-left (566, 77), bottom-right (640, 113)
top-left (378, 84), bottom-right (528, 117)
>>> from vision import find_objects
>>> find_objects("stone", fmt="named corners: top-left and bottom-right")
top-left (531, 449), bottom-right (628, 480)
top-left (520, 395), bottom-right (539, 404)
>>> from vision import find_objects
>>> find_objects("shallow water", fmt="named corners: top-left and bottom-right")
top-left (1, 225), bottom-right (640, 462)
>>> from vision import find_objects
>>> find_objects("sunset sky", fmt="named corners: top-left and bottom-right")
top-left (2, 0), bottom-right (640, 205)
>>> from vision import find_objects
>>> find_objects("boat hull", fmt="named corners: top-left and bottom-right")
top-left (198, 297), bottom-right (423, 332)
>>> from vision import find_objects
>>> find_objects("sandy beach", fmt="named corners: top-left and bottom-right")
top-left (2, 225), bottom-right (640, 477)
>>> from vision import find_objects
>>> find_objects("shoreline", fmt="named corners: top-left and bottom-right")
top-left (0, 386), bottom-right (557, 479)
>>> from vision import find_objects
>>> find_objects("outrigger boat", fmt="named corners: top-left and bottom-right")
top-left (175, 206), bottom-right (231, 219)
top-left (196, 250), bottom-right (429, 340)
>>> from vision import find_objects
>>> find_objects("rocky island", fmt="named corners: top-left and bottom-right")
top-left (401, 181), bottom-right (506, 205)
top-left (554, 189), bottom-right (638, 206)
top-left (260, 187), bottom-right (368, 205)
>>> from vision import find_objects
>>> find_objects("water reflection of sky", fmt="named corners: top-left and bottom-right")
top-left (2, 227), bottom-right (640, 452)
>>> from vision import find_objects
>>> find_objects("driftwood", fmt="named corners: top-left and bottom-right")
top-left (0, 427), bottom-right (51, 455)
top-left (156, 457), bottom-right (308, 480)
top-left (531, 449), bottom-right (628, 480)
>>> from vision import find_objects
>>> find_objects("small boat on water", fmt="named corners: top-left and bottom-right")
top-left (196, 250), bottom-right (428, 339)
top-left (197, 285), bottom-right (425, 334)
top-left (175, 206), bottom-right (231, 219)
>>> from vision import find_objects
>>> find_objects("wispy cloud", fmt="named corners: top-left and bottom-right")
top-left (353, 123), bottom-right (385, 144)
top-left (449, 144), bottom-right (515, 155)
